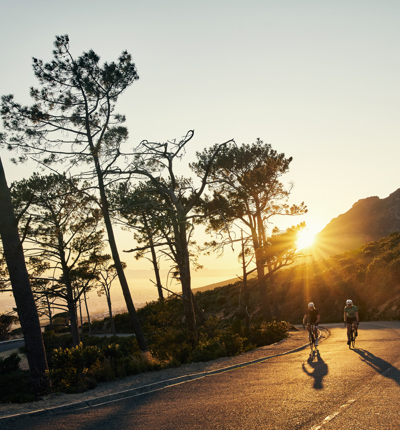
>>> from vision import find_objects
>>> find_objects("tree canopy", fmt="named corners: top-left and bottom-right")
top-left (193, 139), bottom-right (307, 320)
top-left (1, 35), bottom-right (147, 351)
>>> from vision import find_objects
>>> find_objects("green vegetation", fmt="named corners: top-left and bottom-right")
top-left (21, 285), bottom-right (288, 397)
top-left (0, 353), bottom-right (34, 403)
top-left (5, 231), bottom-right (400, 402)
top-left (0, 314), bottom-right (18, 341)
top-left (276, 232), bottom-right (400, 323)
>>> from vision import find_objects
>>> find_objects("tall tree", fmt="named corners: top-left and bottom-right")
top-left (0, 35), bottom-right (147, 351)
top-left (11, 173), bottom-right (104, 346)
top-left (109, 181), bottom-right (168, 301)
top-left (0, 157), bottom-right (49, 398)
top-left (96, 256), bottom-right (123, 336)
top-left (122, 131), bottom-right (233, 340)
top-left (193, 139), bottom-right (307, 320)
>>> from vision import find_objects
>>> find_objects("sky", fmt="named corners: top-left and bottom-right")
top-left (1, 0), bottom-right (399, 307)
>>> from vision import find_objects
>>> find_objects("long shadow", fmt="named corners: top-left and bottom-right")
top-left (352, 348), bottom-right (400, 386)
top-left (302, 350), bottom-right (329, 389)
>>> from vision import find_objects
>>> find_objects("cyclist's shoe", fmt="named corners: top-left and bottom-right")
top-left (347, 341), bottom-right (350, 345)
top-left (355, 332), bottom-right (358, 337)
top-left (315, 339), bottom-right (319, 346)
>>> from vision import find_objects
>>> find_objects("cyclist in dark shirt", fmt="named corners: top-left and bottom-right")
top-left (344, 299), bottom-right (359, 345)
top-left (303, 302), bottom-right (320, 346)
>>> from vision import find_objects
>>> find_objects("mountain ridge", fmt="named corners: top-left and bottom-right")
top-left (314, 188), bottom-right (400, 256)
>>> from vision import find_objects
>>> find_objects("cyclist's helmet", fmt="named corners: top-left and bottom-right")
top-left (308, 302), bottom-right (314, 308)
top-left (346, 299), bottom-right (353, 305)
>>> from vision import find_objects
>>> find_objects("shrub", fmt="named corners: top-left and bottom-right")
top-left (47, 340), bottom-right (165, 393)
top-left (48, 343), bottom-right (100, 393)
top-left (191, 338), bottom-right (226, 362)
top-left (0, 370), bottom-right (35, 403)
top-left (250, 321), bottom-right (288, 347)
top-left (0, 314), bottom-right (18, 341)
top-left (0, 352), bottom-right (21, 375)
top-left (220, 330), bottom-right (244, 356)
top-left (0, 353), bottom-right (34, 403)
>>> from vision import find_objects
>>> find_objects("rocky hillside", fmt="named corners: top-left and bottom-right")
top-left (314, 188), bottom-right (400, 256)
top-left (276, 232), bottom-right (400, 323)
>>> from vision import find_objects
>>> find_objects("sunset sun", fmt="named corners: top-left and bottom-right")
top-left (297, 229), bottom-right (316, 250)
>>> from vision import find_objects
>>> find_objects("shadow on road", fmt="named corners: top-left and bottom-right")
top-left (302, 350), bottom-right (329, 389)
top-left (352, 348), bottom-right (400, 386)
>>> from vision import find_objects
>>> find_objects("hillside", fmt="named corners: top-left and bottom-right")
top-left (274, 232), bottom-right (400, 324)
top-left (314, 188), bottom-right (400, 257)
top-left (190, 232), bottom-right (400, 326)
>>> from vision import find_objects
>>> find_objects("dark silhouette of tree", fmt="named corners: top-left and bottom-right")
top-left (0, 157), bottom-right (49, 398)
top-left (0, 313), bottom-right (18, 341)
top-left (193, 139), bottom-right (307, 320)
top-left (121, 131), bottom-right (233, 341)
top-left (109, 181), bottom-right (168, 301)
top-left (96, 256), bottom-right (124, 336)
top-left (11, 173), bottom-right (104, 346)
top-left (0, 35), bottom-right (147, 351)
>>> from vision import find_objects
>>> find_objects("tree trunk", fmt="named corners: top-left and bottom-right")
top-left (266, 263), bottom-right (280, 320)
top-left (83, 290), bottom-right (92, 335)
top-left (144, 217), bottom-right (164, 301)
top-left (62, 275), bottom-right (80, 346)
top-left (106, 293), bottom-right (116, 336)
top-left (56, 223), bottom-right (80, 346)
top-left (256, 259), bottom-right (272, 321)
top-left (46, 293), bottom-right (54, 331)
top-left (94, 158), bottom-right (147, 351)
top-left (0, 157), bottom-right (50, 398)
top-left (78, 298), bottom-right (84, 336)
top-left (241, 233), bottom-right (250, 336)
top-left (172, 209), bottom-right (197, 342)
top-left (150, 238), bottom-right (164, 301)
top-left (67, 299), bottom-right (80, 346)
top-left (192, 292), bottom-right (206, 326)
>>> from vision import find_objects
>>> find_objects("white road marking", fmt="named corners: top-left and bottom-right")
top-left (310, 399), bottom-right (356, 429)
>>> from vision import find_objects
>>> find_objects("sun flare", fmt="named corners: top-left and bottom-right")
top-left (297, 229), bottom-right (316, 249)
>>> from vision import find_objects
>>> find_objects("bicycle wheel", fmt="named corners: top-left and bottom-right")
top-left (351, 328), bottom-right (356, 348)
top-left (309, 333), bottom-right (315, 353)
top-left (309, 325), bottom-right (316, 353)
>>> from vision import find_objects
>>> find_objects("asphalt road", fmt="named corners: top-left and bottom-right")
top-left (0, 339), bottom-right (24, 354)
top-left (3, 322), bottom-right (400, 429)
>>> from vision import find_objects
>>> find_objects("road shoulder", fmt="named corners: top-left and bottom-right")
top-left (1, 327), bottom-right (328, 421)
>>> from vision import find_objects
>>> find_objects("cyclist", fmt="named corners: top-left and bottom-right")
top-left (303, 302), bottom-right (320, 346)
top-left (344, 299), bottom-right (359, 345)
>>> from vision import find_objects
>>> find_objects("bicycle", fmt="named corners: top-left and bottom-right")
top-left (305, 323), bottom-right (319, 354)
top-left (346, 322), bottom-right (358, 348)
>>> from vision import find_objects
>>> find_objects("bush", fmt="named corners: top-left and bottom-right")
top-left (250, 321), bottom-right (288, 347)
top-left (0, 314), bottom-right (18, 341)
top-left (47, 341), bottom-right (165, 393)
top-left (191, 338), bottom-right (226, 362)
top-left (220, 330), bottom-right (245, 356)
top-left (0, 370), bottom-right (35, 403)
top-left (48, 343), bottom-right (100, 393)
top-left (0, 352), bottom-right (21, 375)
top-left (0, 353), bottom-right (34, 403)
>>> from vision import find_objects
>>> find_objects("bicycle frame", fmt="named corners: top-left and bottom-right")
top-left (309, 323), bottom-right (318, 353)
top-left (349, 324), bottom-right (356, 349)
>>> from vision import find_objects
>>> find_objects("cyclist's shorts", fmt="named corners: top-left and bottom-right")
top-left (346, 317), bottom-right (357, 324)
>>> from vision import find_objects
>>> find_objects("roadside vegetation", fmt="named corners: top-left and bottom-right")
top-left (5, 291), bottom-right (288, 401)
top-left (3, 231), bottom-right (400, 402)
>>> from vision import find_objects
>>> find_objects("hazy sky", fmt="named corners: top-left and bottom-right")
top-left (1, 0), bottom-right (399, 279)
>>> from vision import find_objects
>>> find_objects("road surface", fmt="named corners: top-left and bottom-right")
top-left (2, 321), bottom-right (400, 429)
